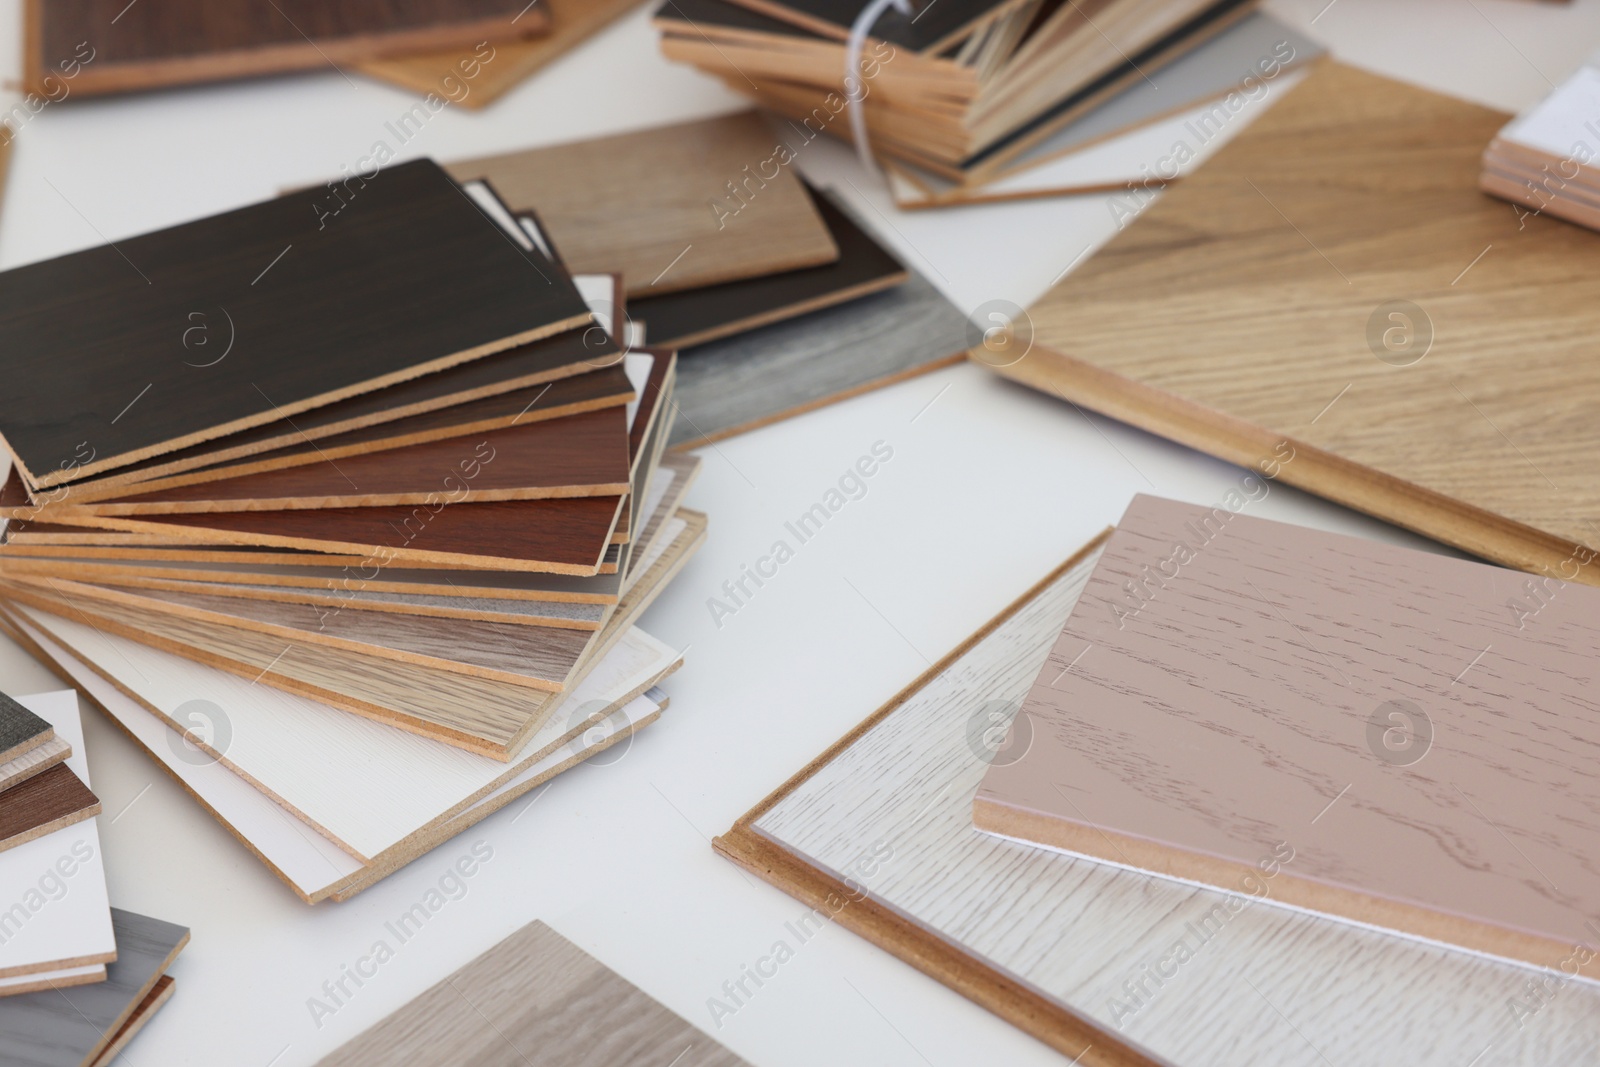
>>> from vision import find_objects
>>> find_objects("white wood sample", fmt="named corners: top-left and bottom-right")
top-left (0, 691), bottom-right (115, 982)
top-left (752, 551), bottom-right (1600, 1067)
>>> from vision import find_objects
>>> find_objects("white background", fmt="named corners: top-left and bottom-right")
top-left (0, 1), bottom-right (1597, 1064)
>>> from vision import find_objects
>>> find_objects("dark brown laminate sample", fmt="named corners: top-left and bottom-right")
top-left (0, 763), bottom-right (100, 855)
top-left (630, 184), bottom-right (908, 349)
top-left (0, 159), bottom-right (590, 489)
top-left (27, 0), bottom-right (547, 97)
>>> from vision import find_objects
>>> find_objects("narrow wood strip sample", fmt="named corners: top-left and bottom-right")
top-left (447, 112), bottom-right (840, 297)
top-left (64, 279), bottom-right (623, 496)
top-left (996, 61), bottom-right (1600, 584)
top-left (0, 908), bottom-right (188, 1067)
top-left (0, 764), bottom-right (99, 856)
top-left (0, 693), bottom-right (53, 764)
top-left (976, 495), bottom-right (1600, 974)
top-left (0, 737), bottom-right (70, 795)
top-left (669, 257), bottom-right (968, 448)
top-left (629, 184), bottom-right (907, 349)
top-left (23, 407), bottom-right (631, 516)
top-left (722, 533), bottom-right (1600, 1066)
top-left (316, 920), bottom-right (749, 1066)
top-left (27, 0), bottom-right (545, 97)
top-left (358, 0), bottom-right (647, 107)
top-left (87, 975), bottom-right (173, 1067)
top-left (0, 159), bottom-right (589, 489)
top-left (54, 362), bottom-right (634, 504)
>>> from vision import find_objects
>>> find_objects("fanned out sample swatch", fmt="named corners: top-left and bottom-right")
top-left (315, 920), bottom-right (751, 1066)
top-left (630, 184), bottom-right (908, 348)
top-left (0, 907), bottom-right (188, 1067)
top-left (719, 534), bottom-right (1600, 1066)
top-left (976, 495), bottom-right (1600, 975)
top-left (0, 691), bottom-right (115, 990)
top-left (0, 159), bottom-right (589, 489)
top-left (989, 61), bottom-right (1600, 583)
top-left (446, 112), bottom-right (840, 296)
top-left (25, 0), bottom-right (546, 97)
top-left (358, 0), bottom-right (648, 107)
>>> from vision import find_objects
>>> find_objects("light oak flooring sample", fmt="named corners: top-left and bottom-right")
top-left (316, 920), bottom-right (749, 1066)
top-left (0, 736), bottom-right (70, 795)
top-left (725, 537), bottom-right (1600, 1067)
top-left (447, 112), bottom-right (839, 296)
top-left (976, 494), bottom-right (1600, 975)
top-left (0, 691), bottom-right (53, 764)
top-left (996, 61), bottom-right (1600, 583)
top-left (358, 0), bottom-right (647, 107)
top-left (0, 908), bottom-right (188, 1067)
top-left (670, 267), bottom-right (969, 448)
top-left (0, 763), bottom-right (99, 856)
top-left (88, 975), bottom-right (173, 1067)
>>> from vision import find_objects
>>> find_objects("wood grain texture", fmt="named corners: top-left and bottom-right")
top-left (0, 737), bottom-right (70, 795)
top-left (0, 692), bottom-right (53, 764)
top-left (0, 159), bottom-right (589, 489)
top-left (721, 0), bottom-right (1019, 52)
top-left (669, 261), bottom-right (968, 448)
top-left (21, 407), bottom-right (631, 516)
top-left (997, 61), bottom-right (1600, 585)
top-left (316, 920), bottom-right (749, 1067)
top-left (630, 184), bottom-right (907, 348)
top-left (87, 975), bottom-right (173, 1067)
top-left (358, 0), bottom-right (647, 107)
top-left (54, 361), bottom-right (633, 504)
top-left (447, 112), bottom-right (839, 296)
top-left (0, 763), bottom-right (99, 856)
top-left (976, 494), bottom-right (1600, 974)
top-left (0, 908), bottom-right (188, 1067)
top-left (27, 0), bottom-right (545, 96)
top-left (724, 533), bottom-right (1600, 1067)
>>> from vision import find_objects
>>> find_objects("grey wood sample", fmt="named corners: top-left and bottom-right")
top-left (0, 908), bottom-right (189, 1067)
top-left (316, 920), bottom-right (750, 1067)
top-left (0, 691), bottom-right (53, 764)
top-left (669, 245), bottom-right (969, 448)
top-left (0, 158), bottom-right (590, 489)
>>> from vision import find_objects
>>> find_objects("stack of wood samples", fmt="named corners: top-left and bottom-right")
top-left (447, 116), bottom-right (973, 447)
top-left (0, 160), bottom-right (708, 900)
top-left (316, 920), bottom-right (750, 1066)
top-left (24, 0), bottom-right (550, 97)
top-left (0, 907), bottom-right (189, 1067)
top-left (654, 0), bottom-right (1259, 183)
top-left (985, 61), bottom-right (1600, 584)
top-left (1481, 53), bottom-right (1600, 230)
top-left (0, 691), bottom-right (114, 998)
top-left (717, 532), bottom-right (1600, 1067)
top-left (359, 0), bottom-right (652, 107)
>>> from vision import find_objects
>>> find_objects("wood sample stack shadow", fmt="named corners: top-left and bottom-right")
top-left (0, 160), bottom-right (707, 902)
top-left (316, 920), bottom-right (751, 1066)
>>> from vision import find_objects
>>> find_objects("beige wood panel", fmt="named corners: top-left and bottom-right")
top-left (446, 112), bottom-right (839, 296)
top-left (997, 61), bottom-right (1600, 583)
top-left (316, 920), bottom-right (749, 1066)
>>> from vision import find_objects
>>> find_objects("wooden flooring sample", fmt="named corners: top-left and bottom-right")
top-left (87, 975), bottom-right (173, 1067)
top-left (0, 692), bottom-right (53, 764)
top-left (359, 0), bottom-right (647, 108)
top-left (0, 737), bottom-right (70, 795)
top-left (27, 0), bottom-right (545, 97)
top-left (976, 495), bottom-right (1600, 976)
top-left (995, 61), bottom-right (1600, 584)
top-left (447, 112), bottom-right (839, 296)
top-left (670, 261), bottom-right (968, 448)
top-left (723, 535), bottom-right (1600, 1067)
top-left (631, 184), bottom-right (908, 348)
top-left (0, 908), bottom-right (188, 1067)
top-left (0, 763), bottom-right (99, 856)
top-left (0, 158), bottom-right (589, 490)
top-left (24, 407), bottom-right (631, 516)
top-left (317, 919), bottom-right (748, 1066)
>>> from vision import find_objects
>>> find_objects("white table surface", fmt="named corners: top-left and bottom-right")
top-left (1, 2), bottom-right (1596, 1064)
